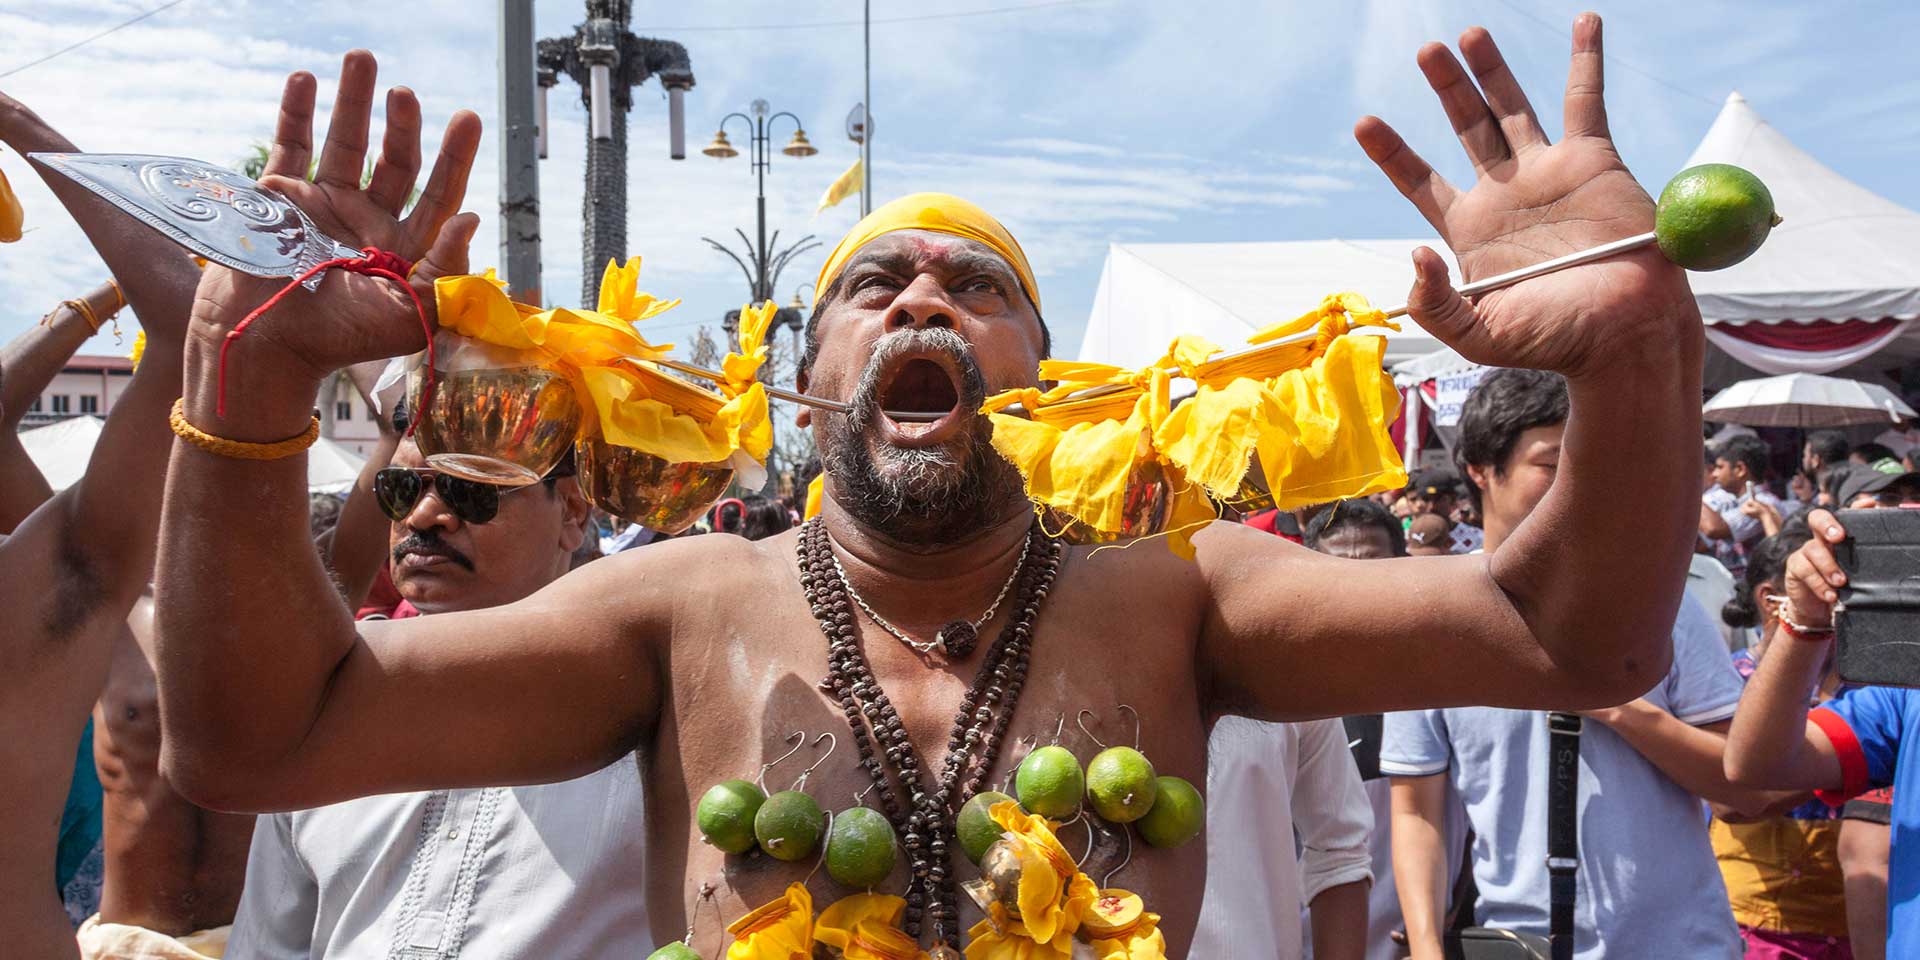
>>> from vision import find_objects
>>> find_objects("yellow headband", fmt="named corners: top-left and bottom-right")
top-left (815, 192), bottom-right (1041, 313)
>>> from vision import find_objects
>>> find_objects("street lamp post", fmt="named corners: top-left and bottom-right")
top-left (700, 99), bottom-right (821, 308)
top-left (537, 0), bottom-right (695, 307)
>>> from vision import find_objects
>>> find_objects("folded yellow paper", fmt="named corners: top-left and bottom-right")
top-left (983, 293), bottom-right (1408, 552)
top-left (727, 883), bottom-right (814, 960)
top-left (815, 894), bottom-right (929, 960)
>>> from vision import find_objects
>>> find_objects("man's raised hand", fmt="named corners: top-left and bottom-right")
top-left (191, 50), bottom-right (482, 381)
top-left (1354, 13), bottom-right (1698, 380)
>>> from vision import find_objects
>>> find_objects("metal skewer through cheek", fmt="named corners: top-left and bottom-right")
top-left (651, 231), bottom-right (1660, 423)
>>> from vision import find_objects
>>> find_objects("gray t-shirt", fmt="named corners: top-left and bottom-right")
top-left (1379, 594), bottom-right (1745, 960)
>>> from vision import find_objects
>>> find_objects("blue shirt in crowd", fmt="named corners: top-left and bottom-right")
top-left (1812, 685), bottom-right (1920, 956)
top-left (1380, 595), bottom-right (1745, 960)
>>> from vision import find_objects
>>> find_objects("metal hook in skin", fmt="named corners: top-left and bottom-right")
top-left (1118, 704), bottom-right (1142, 752)
top-left (999, 735), bottom-right (1037, 794)
top-left (1102, 826), bottom-right (1134, 889)
top-left (853, 781), bottom-right (878, 808)
top-left (1076, 708), bottom-right (1108, 750)
top-left (757, 731), bottom-right (806, 791)
top-left (792, 732), bottom-right (838, 791)
top-left (1049, 714), bottom-right (1065, 746)
top-left (1070, 816), bottom-right (1096, 869)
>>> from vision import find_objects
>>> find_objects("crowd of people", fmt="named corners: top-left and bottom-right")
top-left (7, 14), bottom-right (1919, 960)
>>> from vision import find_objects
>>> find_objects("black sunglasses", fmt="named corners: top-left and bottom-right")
top-left (374, 468), bottom-right (537, 525)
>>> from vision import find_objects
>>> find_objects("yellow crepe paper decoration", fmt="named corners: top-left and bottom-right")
top-left (816, 893), bottom-right (929, 960)
top-left (805, 472), bottom-right (826, 520)
top-left (0, 157), bottom-right (22, 243)
top-left (962, 801), bottom-right (1097, 958)
top-left (983, 293), bottom-right (1408, 553)
top-left (727, 882), bottom-right (814, 960)
top-left (433, 260), bottom-right (774, 467)
top-left (128, 329), bottom-right (147, 371)
top-left (1078, 890), bottom-right (1166, 960)
top-left (982, 338), bottom-right (1219, 558)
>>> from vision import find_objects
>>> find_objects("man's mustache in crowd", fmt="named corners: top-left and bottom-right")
top-left (845, 327), bottom-right (987, 431)
top-left (393, 528), bottom-right (476, 572)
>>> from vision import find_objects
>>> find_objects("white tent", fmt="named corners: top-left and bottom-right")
top-left (1688, 91), bottom-right (1920, 378)
top-left (19, 416), bottom-right (366, 493)
top-left (1076, 240), bottom-right (1449, 368)
top-left (18, 415), bottom-right (104, 490)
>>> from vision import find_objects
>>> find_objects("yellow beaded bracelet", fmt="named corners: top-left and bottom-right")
top-left (169, 398), bottom-right (319, 461)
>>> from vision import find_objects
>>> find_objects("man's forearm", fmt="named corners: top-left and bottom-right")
top-left (1595, 703), bottom-right (1796, 816)
top-left (1390, 776), bottom-right (1452, 960)
top-left (323, 429), bottom-right (400, 611)
top-left (1308, 879), bottom-right (1369, 960)
top-left (156, 332), bottom-right (359, 797)
top-left (1726, 625), bottom-right (1842, 790)
top-left (1493, 332), bottom-right (1703, 701)
top-left (1, 291), bottom-right (106, 425)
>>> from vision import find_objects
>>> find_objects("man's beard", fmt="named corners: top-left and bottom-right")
top-left (816, 328), bottom-right (1026, 547)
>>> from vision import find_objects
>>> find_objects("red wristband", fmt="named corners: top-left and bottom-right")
top-left (1777, 618), bottom-right (1834, 643)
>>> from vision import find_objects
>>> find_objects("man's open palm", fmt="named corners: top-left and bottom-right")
top-left (194, 51), bottom-right (482, 378)
top-left (1355, 14), bottom-right (1697, 379)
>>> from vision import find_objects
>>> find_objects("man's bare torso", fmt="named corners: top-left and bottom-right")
top-left (93, 598), bottom-right (251, 934)
top-left (642, 527), bottom-right (1218, 955)
top-left (0, 525), bottom-right (118, 959)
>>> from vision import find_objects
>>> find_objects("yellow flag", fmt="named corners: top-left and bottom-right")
top-left (815, 158), bottom-right (864, 215)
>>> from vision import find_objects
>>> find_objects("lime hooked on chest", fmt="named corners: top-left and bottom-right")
top-left (1015, 745), bottom-right (1085, 819)
top-left (1137, 775), bottom-right (1204, 848)
top-left (695, 779), bottom-right (767, 855)
top-left (647, 942), bottom-right (702, 960)
top-left (825, 806), bottom-right (899, 888)
top-left (957, 790), bottom-right (1015, 864)
top-left (1655, 163), bottom-right (1780, 271)
top-left (754, 789), bottom-right (825, 861)
top-left (1085, 746), bottom-right (1158, 823)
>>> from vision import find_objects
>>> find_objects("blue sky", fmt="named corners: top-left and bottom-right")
top-left (2, 0), bottom-right (1917, 364)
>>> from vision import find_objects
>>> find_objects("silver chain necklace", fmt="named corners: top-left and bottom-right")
top-left (826, 530), bottom-right (1032, 658)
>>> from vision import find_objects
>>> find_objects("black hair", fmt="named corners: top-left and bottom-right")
top-left (1304, 498), bottom-right (1406, 557)
top-left (799, 277), bottom-right (1053, 383)
top-left (1806, 429), bottom-right (1849, 465)
top-left (714, 495), bottom-right (792, 541)
top-left (1453, 369), bottom-right (1570, 513)
top-left (1854, 442), bottom-right (1898, 465)
top-left (1722, 520), bottom-right (1812, 629)
top-left (1712, 434), bottom-right (1770, 480)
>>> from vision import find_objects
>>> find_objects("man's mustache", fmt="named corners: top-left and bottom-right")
top-left (845, 327), bottom-right (987, 426)
top-left (393, 530), bottom-right (475, 572)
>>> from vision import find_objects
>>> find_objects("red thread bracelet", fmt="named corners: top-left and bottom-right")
top-left (216, 247), bottom-right (433, 433)
top-left (1777, 617), bottom-right (1834, 643)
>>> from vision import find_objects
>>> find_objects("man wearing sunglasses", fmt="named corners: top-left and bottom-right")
top-left (225, 440), bottom-right (659, 958)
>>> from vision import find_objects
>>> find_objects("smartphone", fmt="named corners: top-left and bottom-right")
top-left (1834, 507), bottom-right (1920, 687)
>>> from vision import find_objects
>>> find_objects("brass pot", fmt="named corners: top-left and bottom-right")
top-left (960, 837), bottom-right (1028, 917)
top-left (1046, 460), bottom-right (1173, 545)
top-left (575, 438), bottom-right (734, 535)
top-left (408, 366), bottom-right (582, 485)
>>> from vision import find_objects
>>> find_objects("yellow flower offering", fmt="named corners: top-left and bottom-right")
top-left (0, 156), bottom-right (22, 243)
top-left (961, 801), bottom-right (1097, 957)
top-left (433, 259), bottom-right (775, 471)
top-left (727, 883), bottom-right (815, 960)
top-left (1077, 890), bottom-right (1166, 960)
top-left (814, 894), bottom-right (930, 960)
top-left (983, 293), bottom-right (1409, 553)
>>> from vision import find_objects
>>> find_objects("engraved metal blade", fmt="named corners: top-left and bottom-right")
top-left (26, 153), bottom-right (360, 290)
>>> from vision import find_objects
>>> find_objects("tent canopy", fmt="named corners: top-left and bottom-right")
top-left (1688, 92), bottom-right (1920, 376)
top-left (1076, 239), bottom-right (1449, 367)
top-left (19, 416), bottom-right (365, 493)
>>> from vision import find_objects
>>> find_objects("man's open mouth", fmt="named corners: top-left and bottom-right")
top-left (874, 352), bottom-right (967, 445)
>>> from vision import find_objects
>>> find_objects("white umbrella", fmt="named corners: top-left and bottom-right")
top-left (1703, 372), bottom-right (1917, 427)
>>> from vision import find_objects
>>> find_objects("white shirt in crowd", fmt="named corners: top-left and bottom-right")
top-left (227, 756), bottom-right (650, 959)
top-left (1193, 716), bottom-right (1374, 958)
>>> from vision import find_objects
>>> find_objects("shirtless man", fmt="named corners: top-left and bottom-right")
top-left (0, 94), bottom-right (200, 958)
top-left (155, 18), bottom-right (1705, 954)
top-left (0, 290), bottom-right (251, 955)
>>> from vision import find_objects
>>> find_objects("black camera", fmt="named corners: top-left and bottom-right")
top-left (1835, 507), bottom-right (1920, 687)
